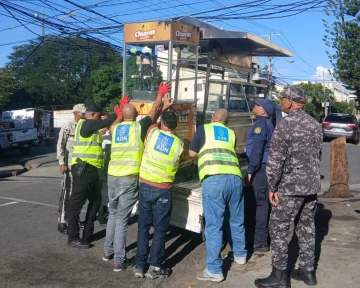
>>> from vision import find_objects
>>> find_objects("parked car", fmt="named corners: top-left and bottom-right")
top-left (0, 120), bottom-right (37, 155)
top-left (322, 113), bottom-right (360, 144)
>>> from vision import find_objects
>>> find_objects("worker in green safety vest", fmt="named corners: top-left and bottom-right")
top-left (134, 110), bottom-right (184, 280)
top-left (67, 103), bottom-right (119, 249)
top-left (103, 83), bottom-right (171, 272)
top-left (189, 108), bottom-right (247, 283)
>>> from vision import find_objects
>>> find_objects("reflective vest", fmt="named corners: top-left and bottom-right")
top-left (108, 121), bottom-right (144, 177)
top-left (140, 128), bottom-right (183, 184)
top-left (197, 123), bottom-right (242, 182)
top-left (71, 119), bottom-right (104, 168)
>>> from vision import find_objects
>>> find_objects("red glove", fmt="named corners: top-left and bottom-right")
top-left (158, 82), bottom-right (171, 97)
top-left (114, 105), bottom-right (122, 118)
top-left (120, 94), bottom-right (130, 107)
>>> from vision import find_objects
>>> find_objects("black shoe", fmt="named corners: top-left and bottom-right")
top-left (67, 238), bottom-right (90, 249)
top-left (145, 266), bottom-right (171, 279)
top-left (58, 223), bottom-right (68, 234)
top-left (79, 220), bottom-right (86, 228)
top-left (114, 257), bottom-right (135, 272)
top-left (255, 266), bottom-right (290, 288)
top-left (291, 268), bottom-right (317, 286)
top-left (254, 243), bottom-right (270, 253)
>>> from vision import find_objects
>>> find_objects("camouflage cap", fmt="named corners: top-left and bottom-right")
top-left (73, 104), bottom-right (86, 113)
top-left (280, 86), bottom-right (306, 104)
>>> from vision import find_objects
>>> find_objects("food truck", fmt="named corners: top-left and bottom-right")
top-left (123, 17), bottom-right (292, 235)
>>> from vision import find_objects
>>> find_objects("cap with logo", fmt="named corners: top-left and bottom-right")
top-left (86, 103), bottom-right (103, 114)
top-left (280, 86), bottom-right (306, 104)
top-left (255, 98), bottom-right (275, 116)
top-left (73, 104), bottom-right (86, 113)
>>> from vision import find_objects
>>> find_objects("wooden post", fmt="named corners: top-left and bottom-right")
top-left (324, 136), bottom-right (350, 197)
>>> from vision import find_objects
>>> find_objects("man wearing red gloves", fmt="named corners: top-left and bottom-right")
top-left (103, 82), bottom-right (171, 272)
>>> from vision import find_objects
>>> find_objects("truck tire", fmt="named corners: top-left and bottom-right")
top-left (19, 145), bottom-right (31, 155)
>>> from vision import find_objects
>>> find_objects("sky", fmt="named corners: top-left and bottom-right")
top-left (0, 0), bottom-right (335, 86)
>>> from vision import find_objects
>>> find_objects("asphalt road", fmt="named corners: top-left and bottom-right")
top-left (0, 142), bottom-right (360, 287)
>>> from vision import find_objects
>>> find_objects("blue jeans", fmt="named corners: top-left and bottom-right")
top-left (136, 182), bottom-right (172, 270)
top-left (104, 176), bottom-right (138, 265)
top-left (202, 174), bottom-right (247, 277)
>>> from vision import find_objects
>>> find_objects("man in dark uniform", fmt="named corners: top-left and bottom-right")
top-left (245, 98), bottom-right (275, 253)
top-left (254, 86), bottom-right (322, 288)
top-left (67, 103), bottom-right (119, 249)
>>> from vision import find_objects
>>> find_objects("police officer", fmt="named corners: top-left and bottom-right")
top-left (189, 109), bottom-right (246, 283)
top-left (134, 110), bottom-right (183, 280)
top-left (255, 86), bottom-right (322, 288)
top-left (245, 98), bottom-right (275, 252)
top-left (67, 103), bottom-right (118, 249)
top-left (104, 84), bottom-right (170, 272)
top-left (56, 104), bottom-right (86, 234)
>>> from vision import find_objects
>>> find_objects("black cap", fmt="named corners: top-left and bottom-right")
top-left (86, 103), bottom-right (103, 113)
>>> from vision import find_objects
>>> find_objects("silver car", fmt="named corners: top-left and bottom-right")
top-left (322, 113), bottom-right (360, 144)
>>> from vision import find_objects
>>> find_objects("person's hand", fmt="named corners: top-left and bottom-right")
top-left (99, 128), bottom-right (107, 135)
top-left (158, 82), bottom-right (171, 97)
top-left (120, 94), bottom-right (130, 106)
top-left (244, 174), bottom-right (252, 185)
top-left (60, 164), bottom-right (67, 174)
top-left (269, 192), bottom-right (279, 207)
top-left (162, 93), bottom-right (173, 111)
top-left (114, 105), bottom-right (122, 118)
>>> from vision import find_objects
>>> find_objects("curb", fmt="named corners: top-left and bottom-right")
top-left (0, 167), bottom-right (27, 179)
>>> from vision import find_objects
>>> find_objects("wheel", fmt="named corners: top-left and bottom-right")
top-left (19, 145), bottom-right (31, 154)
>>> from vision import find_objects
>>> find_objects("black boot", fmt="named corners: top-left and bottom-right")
top-left (291, 268), bottom-right (317, 286)
top-left (58, 223), bottom-right (68, 234)
top-left (255, 266), bottom-right (291, 288)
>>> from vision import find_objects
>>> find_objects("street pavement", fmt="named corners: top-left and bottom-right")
top-left (0, 143), bottom-right (360, 287)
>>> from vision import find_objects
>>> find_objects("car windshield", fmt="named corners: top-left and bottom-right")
top-left (325, 115), bottom-right (353, 123)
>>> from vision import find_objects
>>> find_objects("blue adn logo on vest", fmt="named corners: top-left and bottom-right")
top-left (154, 132), bottom-right (174, 155)
top-left (213, 126), bottom-right (229, 142)
top-left (115, 124), bottom-right (130, 143)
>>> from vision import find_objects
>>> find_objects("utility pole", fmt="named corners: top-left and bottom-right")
top-left (42, 9), bottom-right (45, 39)
top-left (264, 33), bottom-right (281, 98)
top-left (323, 71), bottom-right (327, 117)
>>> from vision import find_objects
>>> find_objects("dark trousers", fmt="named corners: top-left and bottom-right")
top-left (252, 164), bottom-right (270, 246)
top-left (67, 165), bottom-right (102, 241)
top-left (136, 182), bottom-right (172, 270)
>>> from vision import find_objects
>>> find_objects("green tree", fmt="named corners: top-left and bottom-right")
top-left (324, 0), bottom-right (360, 99)
top-left (6, 36), bottom-right (122, 108)
top-left (331, 100), bottom-right (354, 114)
top-left (0, 68), bottom-right (19, 109)
top-left (295, 82), bottom-right (334, 121)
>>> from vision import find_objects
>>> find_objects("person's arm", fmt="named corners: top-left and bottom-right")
top-left (80, 113), bottom-right (117, 138)
top-left (189, 125), bottom-right (205, 159)
top-left (266, 121), bottom-right (289, 194)
top-left (247, 124), bottom-right (267, 179)
top-left (109, 117), bottom-right (122, 135)
top-left (147, 82), bottom-right (171, 122)
top-left (57, 123), bottom-right (69, 174)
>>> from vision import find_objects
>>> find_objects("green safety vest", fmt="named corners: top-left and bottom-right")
top-left (197, 122), bottom-right (241, 182)
top-left (108, 121), bottom-right (144, 177)
top-left (140, 128), bottom-right (183, 184)
top-left (71, 119), bottom-right (104, 168)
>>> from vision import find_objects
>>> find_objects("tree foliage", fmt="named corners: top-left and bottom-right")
top-left (0, 68), bottom-right (19, 109)
top-left (5, 36), bottom-right (122, 109)
top-left (296, 82), bottom-right (334, 121)
top-left (324, 0), bottom-right (360, 98)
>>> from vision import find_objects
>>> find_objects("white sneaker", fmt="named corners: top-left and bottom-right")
top-left (235, 257), bottom-right (247, 265)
